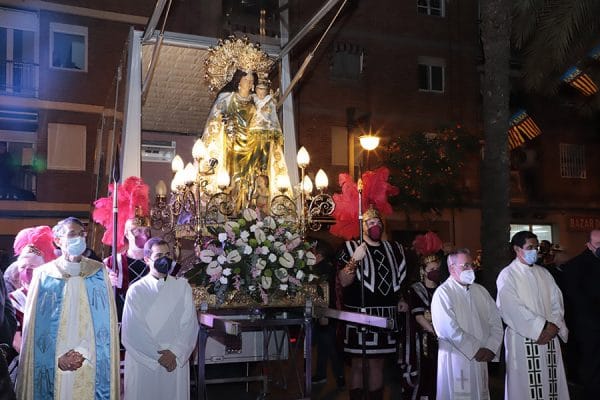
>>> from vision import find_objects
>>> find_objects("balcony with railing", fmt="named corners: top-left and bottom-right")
top-left (0, 60), bottom-right (39, 98)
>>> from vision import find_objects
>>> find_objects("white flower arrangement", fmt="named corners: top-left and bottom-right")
top-left (186, 208), bottom-right (317, 305)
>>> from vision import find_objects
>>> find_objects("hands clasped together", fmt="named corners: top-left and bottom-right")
top-left (536, 321), bottom-right (559, 345)
top-left (473, 348), bottom-right (495, 362)
top-left (158, 349), bottom-right (177, 372)
top-left (58, 349), bottom-right (85, 371)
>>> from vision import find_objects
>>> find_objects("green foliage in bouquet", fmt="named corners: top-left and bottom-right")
top-left (185, 208), bottom-right (319, 305)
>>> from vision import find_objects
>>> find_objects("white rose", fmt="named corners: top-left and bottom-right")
top-left (279, 252), bottom-right (294, 269)
top-left (296, 270), bottom-right (305, 280)
top-left (243, 208), bottom-right (258, 222)
top-left (219, 276), bottom-right (228, 285)
top-left (225, 221), bottom-right (240, 231)
top-left (222, 268), bottom-right (232, 276)
top-left (217, 255), bottom-right (227, 264)
top-left (218, 232), bottom-right (228, 243)
top-left (250, 224), bottom-right (257, 233)
top-left (243, 245), bottom-right (253, 255)
top-left (267, 235), bottom-right (275, 242)
top-left (256, 221), bottom-right (264, 228)
top-left (305, 251), bottom-right (316, 266)
top-left (206, 261), bottom-right (222, 276)
top-left (263, 216), bottom-right (276, 229)
top-left (279, 284), bottom-right (288, 291)
top-left (268, 253), bottom-right (277, 263)
top-left (248, 285), bottom-right (256, 292)
top-left (308, 274), bottom-right (317, 282)
top-left (274, 242), bottom-right (286, 253)
top-left (226, 250), bottom-right (241, 263)
top-left (260, 246), bottom-right (269, 254)
top-left (297, 249), bottom-right (305, 259)
top-left (240, 231), bottom-right (250, 240)
top-left (285, 231), bottom-right (293, 239)
top-left (254, 228), bottom-right (266, 244)
top-left (236, 238), bottom-right (245, 247)
top-left (275, 268), bottom-right (289, 282)
top-left (261, 276), bottom-right (272, 289)
top-left (199, 249), bottom-right (215, 263)
top-left (256, 259), bottom-right (267, 270)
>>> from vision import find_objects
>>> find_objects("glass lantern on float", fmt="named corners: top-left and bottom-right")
top-left (150, 140), bottom-right (336, 255)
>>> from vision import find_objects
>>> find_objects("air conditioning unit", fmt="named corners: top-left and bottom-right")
top-left (141, 140), bottom-right (176, 163)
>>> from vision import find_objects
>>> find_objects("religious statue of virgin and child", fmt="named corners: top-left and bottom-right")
top-left (200, 37), bottom-right (291, 214)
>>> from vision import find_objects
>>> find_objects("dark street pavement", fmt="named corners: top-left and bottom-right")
top-left (202, 349), bottom-right (506, 399)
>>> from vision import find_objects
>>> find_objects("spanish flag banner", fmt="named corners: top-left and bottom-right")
top-left (561, 66), bottom-right (598, 96)
top-left (508, 110), bottom-right (541, 150)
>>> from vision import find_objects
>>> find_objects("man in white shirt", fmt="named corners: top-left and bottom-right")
top-left (432, 248), bottom-right (503, 400)
top-left (122, 238), bottom-right (198, 400)
top-left (497, 230), bottom-right (569, 400)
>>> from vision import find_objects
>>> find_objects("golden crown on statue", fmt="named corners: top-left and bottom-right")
top-left (204, 36), bottom-right (275, 93)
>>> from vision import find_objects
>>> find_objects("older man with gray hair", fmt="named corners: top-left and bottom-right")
top-left (431, 248), bottom-right (503, 400)
top-left (17, 217), bottom-right (120, 399)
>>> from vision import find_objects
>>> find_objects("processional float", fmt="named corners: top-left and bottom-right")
top-left (96, 1), bottom-right (397, 399)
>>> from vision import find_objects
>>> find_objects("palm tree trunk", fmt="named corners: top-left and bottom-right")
top-left (479, 0), bottom-right (512, 297)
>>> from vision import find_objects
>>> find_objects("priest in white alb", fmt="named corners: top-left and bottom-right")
top-left (431, 249), bottom-right (503, 400)
top-left (122, 238), bottom-right (198, 400)
top-left (17, 217), bottom-right (120, 400)
top-left (497, 231), bottom-right (569, 400)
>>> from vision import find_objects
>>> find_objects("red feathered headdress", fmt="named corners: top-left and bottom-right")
top-left (13, 225), bottom-right (57, 263)
top-left (412, 231), bottom-right (443, 256)
top-left (92, 176), bottom-right (150, 251)
top-left (330, 167), bottom-right (399, 240)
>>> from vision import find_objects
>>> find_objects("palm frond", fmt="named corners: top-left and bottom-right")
top-left (519, 0), bottom-right (600, 92)
top-left (511, 0), bottom-right (547, 49)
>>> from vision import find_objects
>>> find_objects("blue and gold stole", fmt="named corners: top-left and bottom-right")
top-left (32, 267), bottom-right (112, 400)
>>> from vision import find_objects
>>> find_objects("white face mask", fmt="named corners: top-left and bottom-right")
top-left (459, 269), bottom-right (475, 285)
top-left (64, 236), bottom-right (86, 257)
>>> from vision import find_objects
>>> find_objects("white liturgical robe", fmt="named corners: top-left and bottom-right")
top-left (431, 277), bottom-right (503, 400)
top-left (122, 275), bottom-right (199, 400)
top-left (497, 259), bottom-right (569, 400)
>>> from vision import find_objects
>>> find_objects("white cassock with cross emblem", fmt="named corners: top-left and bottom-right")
top-left (497, 259), bottom-right (569, 400)
top-left (432, 277), bottom-right (503, 400)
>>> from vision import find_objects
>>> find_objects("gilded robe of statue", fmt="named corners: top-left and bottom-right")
top-left (201, 90), bottom-right (291, 212)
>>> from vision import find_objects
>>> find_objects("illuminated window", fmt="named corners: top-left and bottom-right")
top-left (510, 224), bottom-right (553, 243)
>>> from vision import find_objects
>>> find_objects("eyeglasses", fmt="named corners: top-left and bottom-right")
top-left (65, 230), bottom-right (86, 239)
top-left (130, 227), bottom-right (151, 236)
top-left (455, 262), bottom-right (474, 269)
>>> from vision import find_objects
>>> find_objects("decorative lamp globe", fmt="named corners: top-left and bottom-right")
top-left (359, 135), bottom-right (380, 151)
top-left (296, 146), bottom-right (310, 168)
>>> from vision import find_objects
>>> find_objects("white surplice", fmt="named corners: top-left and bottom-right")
top-left (431, 278), bottom-right (503, 400)
top-left (122, 275), bottom-right (199, 400)
top-left (496, 259), bottom-right (569, 400)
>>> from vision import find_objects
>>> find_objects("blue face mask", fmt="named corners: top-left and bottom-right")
top-left (523, 249), bottom-right (538, 265)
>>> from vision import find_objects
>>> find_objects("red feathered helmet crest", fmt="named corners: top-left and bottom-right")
top-left (330, 167), bottom-right (399, 240)
top-left (412, 231), bottom-right (443, 266)
top-left (92, 176), bottom-right (150, 251)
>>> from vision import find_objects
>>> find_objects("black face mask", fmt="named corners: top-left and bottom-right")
top-left (426, 269), bottom-right (441, 283)
top-left (595, 248), bottom-right (600, 259)
top-left (154, 256), bottom-right (172, 274)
